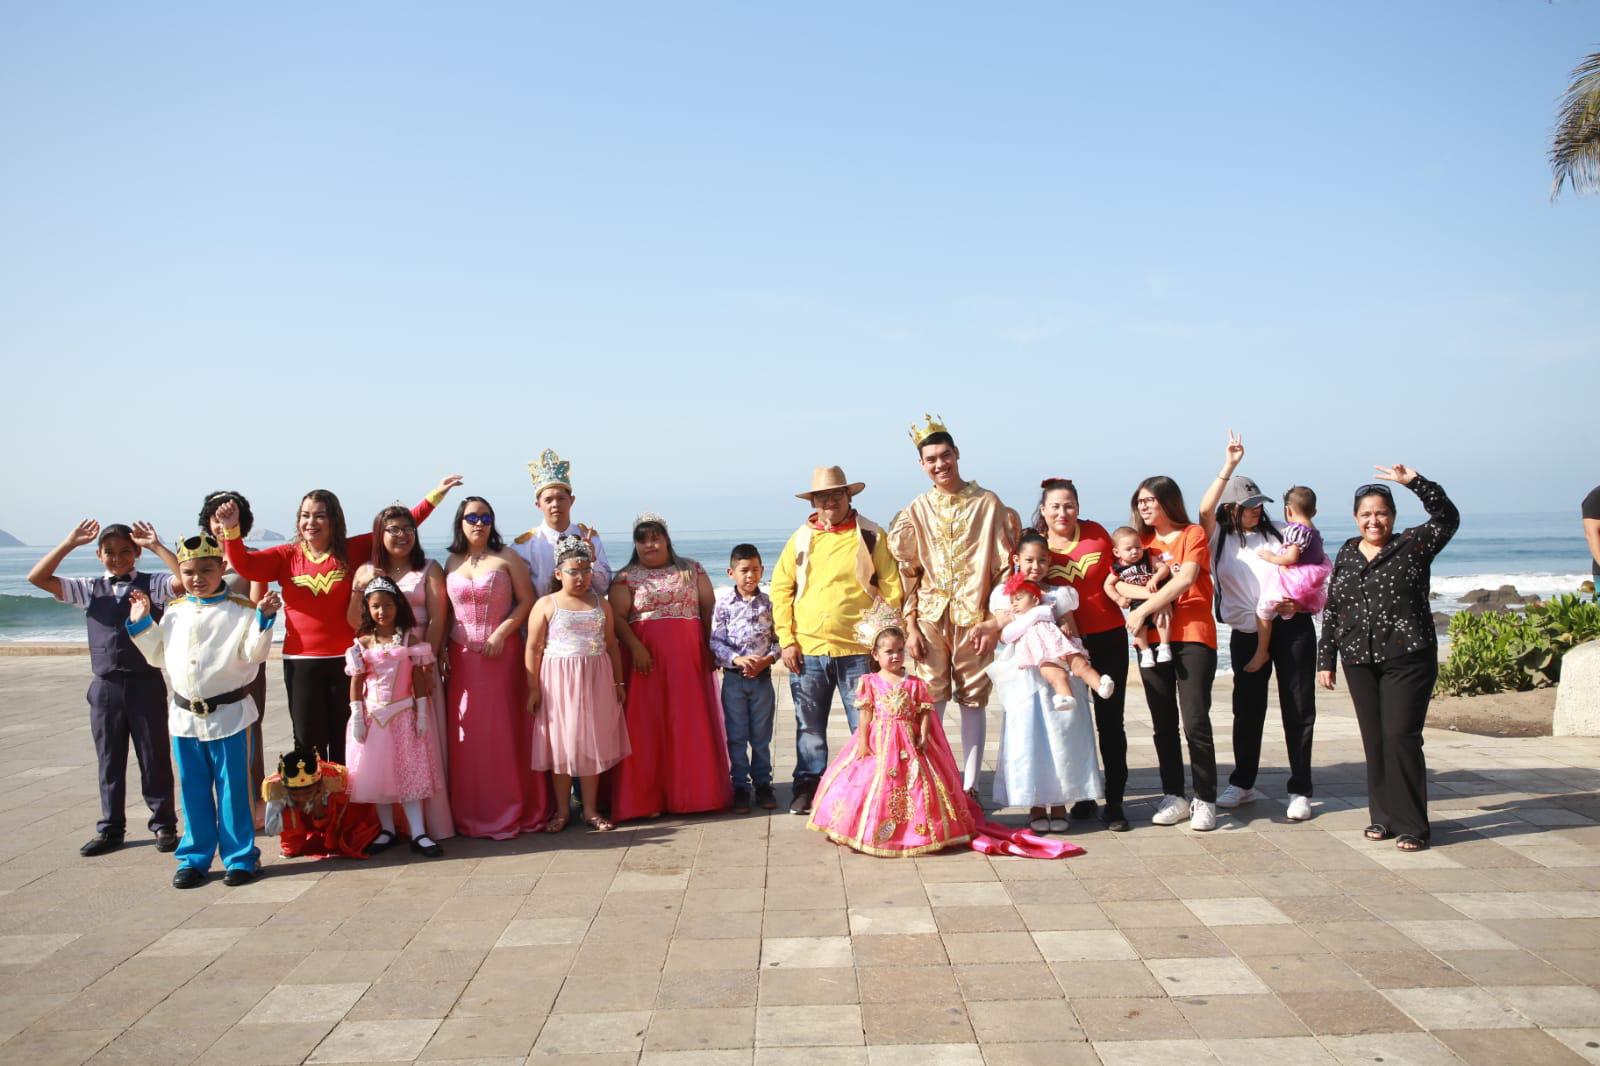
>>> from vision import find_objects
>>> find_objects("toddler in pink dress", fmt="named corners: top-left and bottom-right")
top-left (999, 573), bottom-right (1115, 712)
top-left (1244, 486), bottom-right (1334, 674)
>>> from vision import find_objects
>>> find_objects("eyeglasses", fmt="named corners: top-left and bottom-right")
top-left (558, 566), bottom-right (591, 577)
top-left (1135, 496), bottom-right (1159, 507)
top-left (462, 513), bottom-right (495, 526)
top-left (383, 526), bottom-right (415, 537)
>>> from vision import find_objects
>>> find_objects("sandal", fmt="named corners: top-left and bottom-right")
top-left (1363, 824), bottom-right (1391, 842)
top-left (1395, 835), bottom-right (1428, 852)
top-left (543, 814), bottom-right (569, 834)
top-left (585, 815), bottom-right (615, 833)
top-left (1029, 810), bottom-right (1051, 833)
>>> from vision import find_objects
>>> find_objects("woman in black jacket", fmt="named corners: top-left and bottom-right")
top-left (1317, 464), bottom-right (1458, 852)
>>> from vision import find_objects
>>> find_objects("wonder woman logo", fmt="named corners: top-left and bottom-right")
top-left (291, 569), bottom-right (347, 596)
top-left (1046, 553), bottom-right (1101, 584)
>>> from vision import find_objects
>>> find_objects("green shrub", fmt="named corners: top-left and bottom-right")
top-left (1435, 594), bottom-right (1600, 697)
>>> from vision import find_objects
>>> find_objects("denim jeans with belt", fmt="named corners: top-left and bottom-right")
top-left (723, 668), bottom-right (776, 790)
top-left (790, 653), bottom-right (871, 787)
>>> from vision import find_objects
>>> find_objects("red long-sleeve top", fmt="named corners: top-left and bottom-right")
top-left (223, 496), bottom-right (437, 657)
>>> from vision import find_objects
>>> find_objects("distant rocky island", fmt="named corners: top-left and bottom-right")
top-left (256, 529), bottom-right (286, 542)
top-left (0, 529), bottom-right (23, 547)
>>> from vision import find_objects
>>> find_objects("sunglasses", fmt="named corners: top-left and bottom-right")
top-left (462, 513), bottom-right (495, 526)
top-left (179, 534), bottom-right (219, 551)
top-left (1354, 484), bottom-right (1393, 498)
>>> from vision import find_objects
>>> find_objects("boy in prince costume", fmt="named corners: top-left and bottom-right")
top-left (515, 448), bottom-right (612, 594)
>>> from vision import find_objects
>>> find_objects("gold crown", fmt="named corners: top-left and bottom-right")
top-left (278, 749), bottom-right (321, 789)
top-left (907, 412), bottom-right (949, 448)
top-left (176, 534), bottom-right (224, 564)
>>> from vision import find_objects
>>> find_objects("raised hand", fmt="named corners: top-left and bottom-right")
top-left (257, 591), bottom-right (283, 617)
top-left (68, 519), bottom-right (100, 547)
top-left (1224, 429), bottom-right (1245, 469)
top-left (1373, 464), bottom-right (1418, 486)
top-left (129, 521), bottom-right (161, 549)
top-left (128, 589), bottom-right (151, 623)
top-left (214, 499), bottom-right (240, 530)
top-left (433, 474), bottom-right (465, 499)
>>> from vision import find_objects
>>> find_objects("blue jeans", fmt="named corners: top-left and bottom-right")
top-left (172, 731), bottom-right (259, 873)
top-left (790, 653), bottom-right (871, 787)
top-left (723, 669), bottom-right (776, 790)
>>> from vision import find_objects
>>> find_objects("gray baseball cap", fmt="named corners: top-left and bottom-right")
top-left (1219, 475), bottom-right (1273, 509)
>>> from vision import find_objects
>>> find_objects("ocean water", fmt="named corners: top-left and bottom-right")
top-left (3, 513), bottom-right (1591, 673)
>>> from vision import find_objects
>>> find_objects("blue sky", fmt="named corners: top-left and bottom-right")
top-left (1, 3), bottom-right (1596, 545)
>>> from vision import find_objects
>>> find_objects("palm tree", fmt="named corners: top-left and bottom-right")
top-left (1551, 50), bottom-right (1600, 200)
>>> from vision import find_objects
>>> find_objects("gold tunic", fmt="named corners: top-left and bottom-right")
top-left (888, 482), bottom-right (1020, 628)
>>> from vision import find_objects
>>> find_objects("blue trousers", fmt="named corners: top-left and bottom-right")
top-left (172, 731), bottom-right (259, 873)
top-left (790, 653), bottom-right (871, 786)
top-left (722, 668), bottom-right (776, 789)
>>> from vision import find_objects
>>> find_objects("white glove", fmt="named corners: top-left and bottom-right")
top-left (415, 697), bottom-right (430, 739)
top-left (264, 799), bottom-right (284, 836)
top-left (350, 700), bottom-right (368, 742)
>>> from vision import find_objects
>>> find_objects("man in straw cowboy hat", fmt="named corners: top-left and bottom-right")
top-left (770, 466), bottom-right (903, 815)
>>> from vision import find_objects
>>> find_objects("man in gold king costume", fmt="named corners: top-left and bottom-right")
top-left (889, 416), bottom-right (1021, 805)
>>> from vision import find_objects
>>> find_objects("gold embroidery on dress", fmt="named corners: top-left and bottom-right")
top-left (885, 786), bottom-right (910, 823)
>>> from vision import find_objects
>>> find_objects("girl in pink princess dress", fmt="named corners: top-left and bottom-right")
top-left (1244, 486), bottom-right (1334, 673)
top-left (998, 573), bottom-right (1115, 712)
top-left (344, 578), bottom-right (446, 858)
top-left (807, 612), bottom-right (979, 857)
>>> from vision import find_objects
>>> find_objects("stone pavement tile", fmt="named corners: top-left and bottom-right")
top-left (1319, 1032), bottom-right (1463, 1066)
top-left (1242, 953), bottom-right (1371, 993)
top-left (0, 992), bottom-right (73, 1041)
top-left (642, 1052), bottom-right (753, 1066)
top-left (1353, 893), bottom-right (1465, 922)
top-left (554, 971), bottom-right (661, 1013)
top-left (588, 910), bottom-right (680, 938)
top-left (851, 906), bottom-right (939, 936)
top-left (1080, 878), bottom-right (1175, 903)
top-left (1439, 948), bottom-right (1574, 985)
top-left (865, 1045), bottom-right (983, 1065)
top-left (1122, 926), bottom-right (1231, 959)
top-left (1174, 994), bottom-right (1309, 1039)
top-left (644, 1007), bottom-right (756, 1051)
top-left (1381, 986), bottom-right (1532, 1030)
top-left (915, 855), bottom-right (999, 883)
top-left (242, 982), bottom-right (370, 1025)
top-left (967, 998), bottom-right (1082, 1042)
top-left (0, 956), bottom-right (120, 996)
top-left (1546, 1029), bottom-right (1600, 1065)
top-left (1092, 1039), bottom-right (1218, 1065)
top-left (755, 1004), bottom-right (864, 1046)
top-left (346, 979), bottom-right (468, 1020)
top-left (1031, 929), bottom-right (1135, 962)
top-left (689, 865), bottom-right (766, 891)
top-left (1488, 985), bottom-right (1600, 1028)
top-left (763, 910), bottom-right (850, 938)
top-left (1051, 959), bottom-right (1164, 998)
top-left (1240, 872), bottom-right (1345, 898)
top-left (759, 967), bottom-right (855, 1006)
top-left (1014, 904), bottom-right (1111, 931)
top-left (979, 1041), bottom-right (1101, 1065)
top-left (195, 1021), bottom-right (336, 1065)
top-left (136, 981), bottom-right (272, 1030)
top-left (1342, 951), bottom-right (1471, 989)
top-left (1278, 991), bottom-right (1419, 1036)
top-left (1206, 1036), bottom-right (1336, 1064)
top-left (861, 1000), bottom-right (973, 1044)
top-left (931, 906), bottom-right (1025, 933)
top-left (1487, 917), bottom-right (1600, 951)
top-left (1183, 897), bottom-right (1291, 926)
top-left (1071, 996), bottom-right (1193, 1042)
top-left (410, 918), bottom-right (510, 952)
top-left (767, 884), bottom-right (847, 910)
top-left (1433, 892), bottom-right (1558, 919)
top-left (924, 882), bottom-right (1008, 908)
top-left (422, 1012), bottom-right (547, 1059)
top-left (1159, 875), bottom-right (1253, 899)
top-left (847, 883), bottom-right (933, 909)
top-left (763, 935), bottom-right (852, 969)
top-left (283, 949), bottom-right (398, 985)
top-left (1145, 956), bottom-right (1269, 997)
top-left (570, 935), bottom-right (669, 974)
top-left (136, 926), bottom-right (253, 958)
top-left (856, 965), bottom-right (959, 1003)
top-left (665, 936), bottom-right (761, 971)
top-left (473, 943), bottom-right (576, 979)
top-left (1100, 900), bottom-right (1203, 928)
top-left (1304, 921), bottom-right (1422, 955)
top-left (940, 931), bottom-right (1038, 964)
top-left (0, 1026), bottom-right (119, 1066)
top-left (87, 1025), bottom-right (220, 1065)
top-left (658, 968), bottom-right (759, 1008)
top-left (950, 962), bottom-right (1058, 1001)
top-left (1001, 879), bottom-right (1092, 905)
top-left (0, 932), bottom-right (81, 964)
top-left (322, 918), bottom-right (429, 951)
top-left (1433, 1027), bottom-right (1591, 1065)
top-left (1527, 891), bottom-right (1600, 918)
top-left (1392, 920), bottom-right (1519, 952)
top-left (493, 917), bottom-right (590, 947)
top-left (1541, 949), bottom-right (1600, 984)
top-left (308, 1018), bottom-right (441, 1062)
top-left (382, 947), bottom-right (489, 983)
top-left (36, 978), bottom-right (176, 1031)
top-left (678, 909), bottom-right (765, 940)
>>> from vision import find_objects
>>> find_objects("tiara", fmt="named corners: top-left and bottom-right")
top-left (853, 599), bottom-right (904, 649)
top-left (176, 534), bottom-right (224, 564)
top-left (554, 534), bottom-right (593, 563)
top-left (528, 448), bottom-right (573, 495)
top-left (907, 413), bottom-right (949, 447)
top-left (632, 511), bottom-right (668, 533)
top-left (363, 576), bottom-right (401, 599)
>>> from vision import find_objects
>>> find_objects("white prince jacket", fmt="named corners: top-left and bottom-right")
top-left (128, 592), bottom-right (274, 741)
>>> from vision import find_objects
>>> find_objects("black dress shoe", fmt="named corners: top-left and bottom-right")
top-left (367, 831), bottom-right (396, 854)
top-left (732, 788), bottom-right (752, 814)
top-left (223, 868), bottom-right (258, 887)
top-left (154, 828), bottom-right (179, 853)
top-left (1070, 800), bottom-right (1100, 821)
top-left (754, 784), bottom-right (778, 810)
top-left (410, 835), bottom-right (444, 859)
top-left (80, 832), bottom-right (124, 857)
top-left (1102, 806), bottom-right (1130, 833)
top-left (172, 867), bottom-right (206, 890)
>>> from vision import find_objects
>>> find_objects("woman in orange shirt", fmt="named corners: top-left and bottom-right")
top-left (1118, 476), bottom-right (1220, 832)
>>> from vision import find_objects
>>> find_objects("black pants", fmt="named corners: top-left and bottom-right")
top-left (1139, 641), bottom-right (1218, 803)
top-left (88, 672), bottom-right (176, 835)
top-left (1081, 628), bottom-right (1130, 811)
top-left (283, 657), bottom-right (351, 764)
top-left (243, 666), bottom-right (269, 810)
top-left (1228, 613), bottom-right (1318, 797)
top-left (1344, 649), bottom-right (1437, 841)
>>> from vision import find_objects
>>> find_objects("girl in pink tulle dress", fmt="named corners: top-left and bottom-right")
top-left (998, 573), bottom-right (1115, 713)
top-left (526, 535), bottom-right (631, 833)
top-left (345, 578), bottom-right (447, 858)
top-left (1244, 486), bottom-right (1334, 674)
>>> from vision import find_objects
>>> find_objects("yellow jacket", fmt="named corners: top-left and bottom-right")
top-left (770, 514), bottom-right (904, 657)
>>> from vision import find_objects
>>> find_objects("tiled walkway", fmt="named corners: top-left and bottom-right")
top-left (2, 655), bottom-right (1599, 1065)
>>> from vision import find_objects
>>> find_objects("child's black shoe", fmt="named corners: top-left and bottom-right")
top-left (754, 784), bottom-right (778, 810)
top-left (172, 867), bottom-right (206, 890)
top-left (223, 868), bottom-right (258, 888)
top-left (732, 788), bottom-right (752, 814)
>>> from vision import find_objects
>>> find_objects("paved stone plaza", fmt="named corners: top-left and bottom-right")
top-left (2, 654), bottom-right (1599, 1065)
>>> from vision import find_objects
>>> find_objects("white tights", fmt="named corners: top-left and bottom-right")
top-left (936, 701), bottom-right (987, 791)
top-left (376, 801), bottom-right (430, 841)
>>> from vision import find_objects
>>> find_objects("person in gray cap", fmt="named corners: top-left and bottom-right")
top-left (1197, 431), bottom-right (1318, 823)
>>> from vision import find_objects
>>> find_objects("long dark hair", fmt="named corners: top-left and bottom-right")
top-left (356, 585), bottom-right (417, 637)
top-left (199, 491), bottom-right (253, 539)
top-left (625, 520), bottom-right (689, 573)
top-left (296, 490), bottom-right (349, 564)
top-left (1130, 476), bottom-right (1191, 535)
top-left (447, 497), bottom-right (504, 556)
top-left (1031, 478), bottom-right (1078, 533)
top-left (370, 505), bottom-right (427, 571)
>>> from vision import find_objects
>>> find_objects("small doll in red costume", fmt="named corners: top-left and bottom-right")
top-left (262, 747), bottom-right (381, 860)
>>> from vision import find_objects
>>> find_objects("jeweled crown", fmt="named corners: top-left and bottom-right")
top-left (176, 534), bottom-right (224, 564)
top-left (528, 448), bottom-right (573, 496)
top-left (554, 534), bottom-right (593, 563)
top-left (633, 511), bottom-right (669, 534)
top-left (279, 748), bottom-right (320, 789)
top-left (854, 599), bottom-right (905, 650)
top-left (907, 412), bottom-right (949, 448)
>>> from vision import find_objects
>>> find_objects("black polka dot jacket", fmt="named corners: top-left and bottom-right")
top-left (1316, 476), bottom-right (1459, 672)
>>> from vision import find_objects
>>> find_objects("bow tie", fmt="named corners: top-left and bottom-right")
top-left (110, 575), bottom-right (135, 585)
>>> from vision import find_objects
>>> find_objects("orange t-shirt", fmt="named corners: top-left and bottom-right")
top-left (1140, 524), bottom-right (1218, 649)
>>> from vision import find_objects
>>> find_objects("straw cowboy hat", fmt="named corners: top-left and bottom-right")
top-left (796, 466), bottom-right (866, 501)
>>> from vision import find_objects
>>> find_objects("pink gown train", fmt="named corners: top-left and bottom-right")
top-left (398, 568), bottom-right (455, 839)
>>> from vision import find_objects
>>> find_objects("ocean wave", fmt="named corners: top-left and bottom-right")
top-left (0, 592), bottom-right (82, 636)
top-left (1430, 572), bottom-right (1591, 600)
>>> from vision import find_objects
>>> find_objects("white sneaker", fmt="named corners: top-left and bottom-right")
top-left (1286, 794), bottom-right (1312, 821)
top-left (1052, 693), bottom-right (1077, 713)
top-left (1151, 794), bottom-right (1191, 826)
top-left (1139, 648), bottom-right (1155, 668)
top-left (1216, 784), bottom-right (1265, 809)
top-left (1156, 644), bottom-right (1173, 663)
top-left (1190, 799), bottom-right (1217, 832)
top-left (1096, 675), bottom-right (1116, 699)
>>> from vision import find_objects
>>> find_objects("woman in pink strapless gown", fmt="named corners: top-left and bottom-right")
top-left (444, 496), bottom-right (550, 838)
